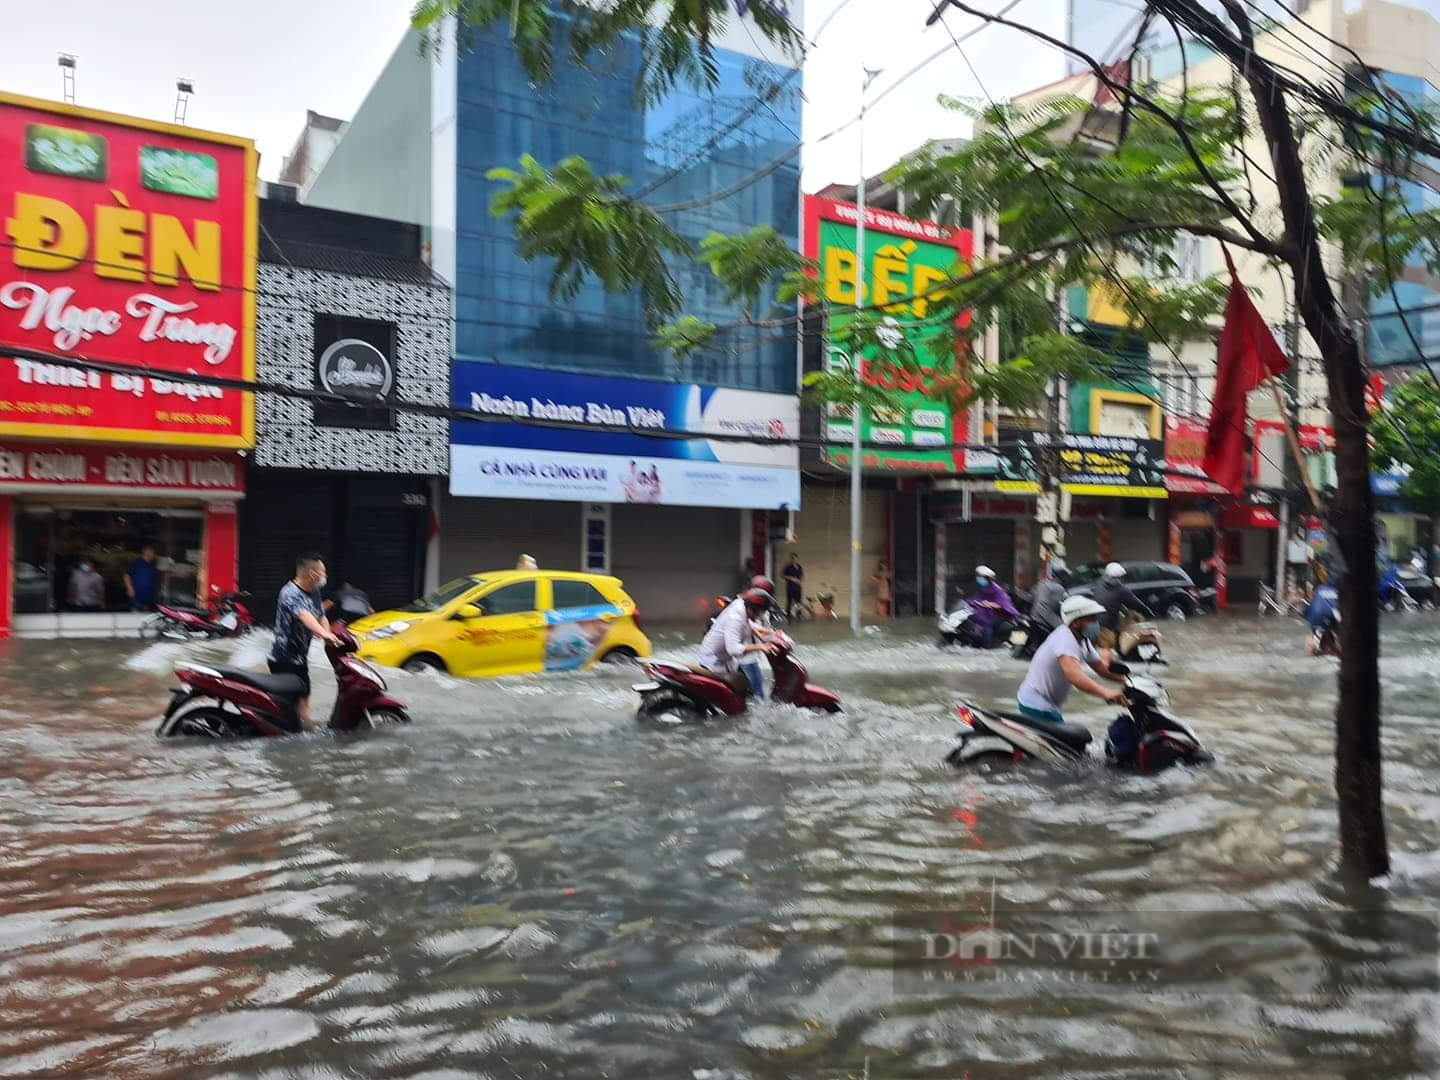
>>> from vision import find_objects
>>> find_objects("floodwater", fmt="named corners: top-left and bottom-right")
top-left (1, 614), bottom-right (1437, 1079)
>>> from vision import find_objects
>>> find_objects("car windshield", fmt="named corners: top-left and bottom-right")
top-left (1069, 564), bottom-right (1103, 585)
top-left (397, 577), bottom-right (481, 613)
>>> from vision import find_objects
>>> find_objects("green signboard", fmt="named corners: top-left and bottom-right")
top-left (805, 195), bottom-right (973, 473)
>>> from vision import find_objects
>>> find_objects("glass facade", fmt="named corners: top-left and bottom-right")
top-left (453, 21), bottom-right (802, 393)
top-left (1365, 71), bottom-right (1440, 367)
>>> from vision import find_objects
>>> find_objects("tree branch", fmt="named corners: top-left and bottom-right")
top-left (929, 0), bottom-right (1287, 258)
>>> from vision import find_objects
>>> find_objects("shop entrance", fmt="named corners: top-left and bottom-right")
top-left (14, 506), bottom-right (204, 614)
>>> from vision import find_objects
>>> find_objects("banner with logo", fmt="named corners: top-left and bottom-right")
top-left (450, 362), bottom-right (800, 509)
top-left (805, 196), bottom-right (972, 473)
top-left (995, 432), bottom-right (1168, 498)
top-left (0, 93), bottom-right (257, 447)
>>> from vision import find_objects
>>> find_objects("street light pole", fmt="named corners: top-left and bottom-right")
top-left (850, 65), bottom-right (882, 637)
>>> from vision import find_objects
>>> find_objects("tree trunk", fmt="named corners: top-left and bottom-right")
top-left (1214, 0), bottom-right (1389, 878)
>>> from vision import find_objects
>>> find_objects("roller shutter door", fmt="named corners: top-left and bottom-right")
top-left (438, 496), bottom-right (580, 581)
top-left (940, 519), bottom-right (1015, 608)
top-left (793, 484), bottom-right (888, 619)
top-left (610, 505), bottom-right (740, 623)
top-left (239, 473), bottom-right (337, 624)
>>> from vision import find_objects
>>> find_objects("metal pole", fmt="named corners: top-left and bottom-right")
top-left (1276, 496), bottom-right (1290, 604)
top-left (850, 67), bottom-right (881, 636)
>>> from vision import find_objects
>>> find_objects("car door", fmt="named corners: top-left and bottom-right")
top-left (449, 577), bottom-right (546, 677)
top-left (543, 577), bottom-right (625, 671)
top-left (1127, 562), bottom-right (1166, 614)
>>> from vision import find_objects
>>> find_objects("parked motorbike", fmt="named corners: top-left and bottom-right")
top-left (946, 665), bottom-right (1208, 773)
top-left (156, 623), bottom-right (409, 739)
top-left (938, 601), bottom-right (1027, 650)
top-left (142, 588), bottom-right (254, 641)
top-left (706, 594), bottom-right (787, 632)
top-left (633, 631), bottom-right (841, 723)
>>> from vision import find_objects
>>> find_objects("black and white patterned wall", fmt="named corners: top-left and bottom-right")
top-left (255, 263), bottom-right (452, 474)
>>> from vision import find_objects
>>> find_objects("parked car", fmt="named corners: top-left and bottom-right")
top-left (350, 570), bottom-right (651, 677)
top-left (1067, 561), bottom-right (1204, 621)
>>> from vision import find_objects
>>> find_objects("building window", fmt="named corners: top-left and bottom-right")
top-left (582, 504), bottom-right (610, 574)
top-left (1156, 370), bottom-right (1202, 419)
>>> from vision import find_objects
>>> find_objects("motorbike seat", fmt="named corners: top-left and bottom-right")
top-left (213, 666), bottom-right (308, 699)
top-left (994, 708), bottom-right (1092, 750)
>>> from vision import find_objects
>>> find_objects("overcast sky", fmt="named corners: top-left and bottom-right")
top-left (5, 0), bottom-right (1065, 189)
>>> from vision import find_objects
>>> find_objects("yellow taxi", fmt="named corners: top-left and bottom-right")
top-left (348, 569), bottom-right (651, 678)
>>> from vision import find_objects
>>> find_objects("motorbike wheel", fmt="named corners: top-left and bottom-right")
top-left (636, 691), bottom-right (705, 726)
top-left (365, 708), bottom-right (411, 729)
top-left (139, 617), bottom-right (168, 641)
top-left (159, 705), bottom-right (246, 740)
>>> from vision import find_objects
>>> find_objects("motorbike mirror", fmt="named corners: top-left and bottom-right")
top-left (456, 603), bottom-right (483, 620)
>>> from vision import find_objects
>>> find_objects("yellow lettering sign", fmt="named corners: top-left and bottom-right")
top-left (6, 191), bottom-right (221, 291)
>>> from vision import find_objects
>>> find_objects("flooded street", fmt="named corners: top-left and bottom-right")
top-left (2, 615), bottom-right (1438, 1078)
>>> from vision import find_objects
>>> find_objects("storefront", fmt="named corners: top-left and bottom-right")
top-left (446, 361), bottom-right (799, 623)
top-left (0, 443), bottom-right (243, 634)
top-left (0, 93), bottom-right (257, 637)
top-left (245, 198), bottom-right (452, 621)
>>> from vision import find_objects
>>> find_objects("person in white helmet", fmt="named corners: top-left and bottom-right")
top-left (1092, 561), bottom-right (1153, 652)
top-left (968, 564), bottom-right (1019, 648)
top-left (1016, 595), bottom-right (1128, 726)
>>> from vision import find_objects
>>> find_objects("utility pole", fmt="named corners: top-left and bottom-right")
top-left (1036, 290), bottom-right (1067, 569)
top-left (849, 66), bottom-right (882, 638)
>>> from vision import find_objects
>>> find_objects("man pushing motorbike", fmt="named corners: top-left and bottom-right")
top-left (697, 587), bottom-right (777, 698)
top-left (1017, 595), bottom-right (1128, 726)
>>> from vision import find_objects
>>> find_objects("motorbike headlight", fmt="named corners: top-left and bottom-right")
top-left (367, 620), bottom-right (412, 640)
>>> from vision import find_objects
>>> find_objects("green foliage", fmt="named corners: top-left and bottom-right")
top-left (652, 316), bottom-right (718, 358)
top-left (1372, 376), bottom-right (1440, 517)
top-left (412, 0), bottom-right (801, 106)
top-left (698, 227), bottom-right (814, 315)
top-left (487, 154), bottom-right (690, 324)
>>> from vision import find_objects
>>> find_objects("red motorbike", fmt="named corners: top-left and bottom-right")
top-left (156, 623), bottom-right (409, 739)
top-left (142, 587), bottom-right (255, 641)
top-left (633, 631), bottom-right (841, 723)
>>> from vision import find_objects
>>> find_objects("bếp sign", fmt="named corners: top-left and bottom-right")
top-left (805, 196), bottom-right (972, 473)
top-left (0, 92), bottom-right (257, 447)
top-left (449, 362), bottom-right (800, 509)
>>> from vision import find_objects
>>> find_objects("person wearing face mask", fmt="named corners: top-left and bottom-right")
top-left (968, 565), bottom-right (1020, 648)
top-left (268, 552), bottom-right (340, 730)
top-left (68, 558), bottom-right (106, 610)
top-left (1016, 595), bottom-right (1127, 726)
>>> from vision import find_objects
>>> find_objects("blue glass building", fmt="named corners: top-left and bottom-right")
top-left (452, 18), bottom-right (801, 393)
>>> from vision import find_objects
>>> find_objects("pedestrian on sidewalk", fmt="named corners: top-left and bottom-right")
top-left (873, 560), bottom-right (892, 618)
top-left (783, 552), bottom-right (804, 619)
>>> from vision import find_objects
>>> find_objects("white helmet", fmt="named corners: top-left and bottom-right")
top-left (1103, 562), bottom-right (1127, 579)
top-left (975, 565), bottom-right (997, 578)
top-left (1061, 595), bottom-right (1106, 625)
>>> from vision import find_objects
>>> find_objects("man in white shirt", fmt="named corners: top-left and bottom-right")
top-left (1017, 595), bottom-right (1127, 725)
top-left (697, 587), bottom-right (776, 697)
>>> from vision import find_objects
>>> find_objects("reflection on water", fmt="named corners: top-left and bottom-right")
top-left (0, 616), bottom-right (1437, 1077)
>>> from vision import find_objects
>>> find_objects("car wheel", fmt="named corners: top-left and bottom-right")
top-left (402, 655), bottom-right (446, 674)
top-left (1164, 599), bottom-right (1190, 621)
top-left (599, 646), bottom-right (638, 664)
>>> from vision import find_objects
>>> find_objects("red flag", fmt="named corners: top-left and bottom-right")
top-left (1203, 248), bottom-right (1290, 494)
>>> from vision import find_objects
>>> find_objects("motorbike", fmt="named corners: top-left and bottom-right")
top-left (1310, 611), bottom-right (1341, 658)
top-left (633, 631), bottom-right (841, 723)
top-left (938, 601), bottom-right (1027, 650)
top-left (1011, 618), bottom-right (1054, 661)
top-left (156, 623), bottom-right (409, 739)
top-left (1116, 619), bottom-right (1165, 664)
top-left (1380, 564), bottom-right (1424, 611)
top-left (947, 664), bottom-right (1209, 773)
top-left (142, 588), bottom-right (254, 641)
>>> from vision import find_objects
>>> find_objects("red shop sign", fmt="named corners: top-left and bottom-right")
top-left (1221, 504), bottom-right (1280, 529)
top-left (0, 93), bottom-right (256, 448)
top-left (0, 441), bottom-right (244, 497)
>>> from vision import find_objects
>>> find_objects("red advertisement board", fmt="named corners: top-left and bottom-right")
top-left (0, 440), bottom-right (243, 497)
top-left (1163, 415), bottom-right (1228, 495)
top-left (0, 93), bottom-right (256, 447)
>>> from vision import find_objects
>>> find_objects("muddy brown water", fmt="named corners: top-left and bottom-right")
top-left (1, 615), bottom-right (1437, 1078)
